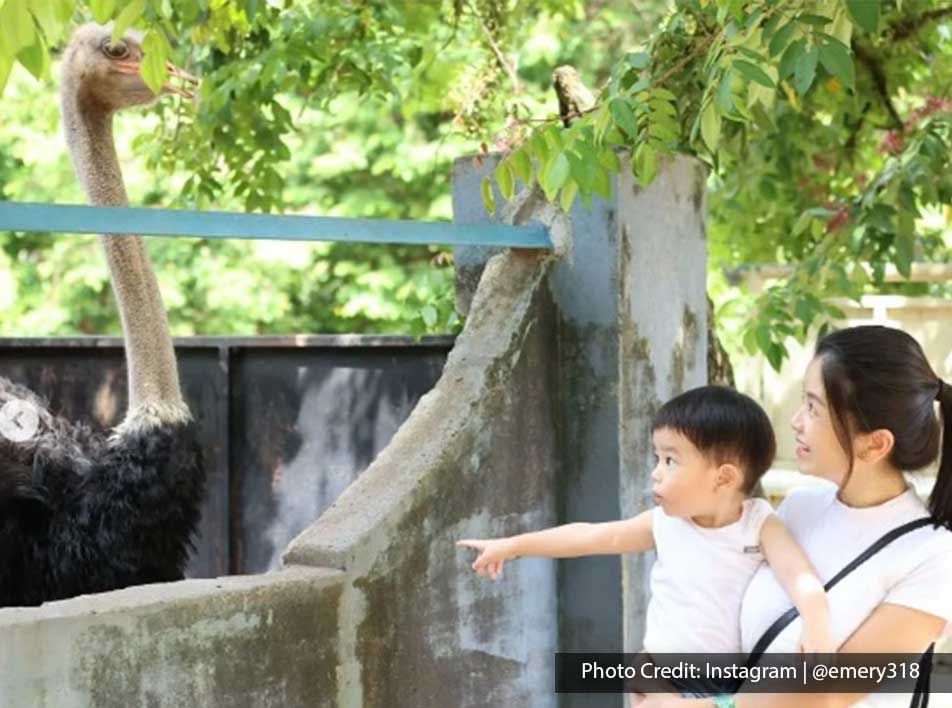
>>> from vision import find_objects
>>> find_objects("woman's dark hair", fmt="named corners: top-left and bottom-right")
top-left (652, 385), bottom-right (776, 494)
top-left (815, 325), bottom-right (952, 528)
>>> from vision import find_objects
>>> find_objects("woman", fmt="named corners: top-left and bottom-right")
top-left (636, 325), bottom-right (952, 708)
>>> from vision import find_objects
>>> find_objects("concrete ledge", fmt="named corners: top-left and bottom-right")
top-left (0, 567), bottom-right (345, 708)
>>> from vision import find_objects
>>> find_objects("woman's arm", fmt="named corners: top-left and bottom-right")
top-left (635, 603), bottom-right (946, 708)
top-left (759, 516), bottom-right (835, 653)
top-left (458, 509), bottom-right (654, 577)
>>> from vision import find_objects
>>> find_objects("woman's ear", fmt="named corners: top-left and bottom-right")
top-left (857, 428), bottom-right (895, 464)
top-left (715, 463), bottom-right (743, 491)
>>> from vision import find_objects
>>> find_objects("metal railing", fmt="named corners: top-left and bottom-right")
top-left (0, 201), bottom-right (552, 248)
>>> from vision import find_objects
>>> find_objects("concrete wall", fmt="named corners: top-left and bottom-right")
top-left (0, 568), bottom-right (344, 707)
top-left (453, 155), bottom-right (708, 708)
top-left (286, 245), bottom-right (563, 707)
top-left (1, 157), bottom-right (708, 707)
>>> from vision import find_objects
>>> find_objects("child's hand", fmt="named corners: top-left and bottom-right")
top-left (456, 538), bottom-right (516, 580)
top-left (798, 620), bottom-right (837, 655)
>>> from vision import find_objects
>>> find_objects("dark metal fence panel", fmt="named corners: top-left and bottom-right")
top-left (0, 335), bottom-right (452, 576)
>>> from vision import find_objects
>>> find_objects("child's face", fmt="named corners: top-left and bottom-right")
top-left (650, 426), bottom-right (728, 518)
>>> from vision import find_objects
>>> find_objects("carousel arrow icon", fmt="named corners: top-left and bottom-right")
top-left (0, 398), bottom-right (40, 443)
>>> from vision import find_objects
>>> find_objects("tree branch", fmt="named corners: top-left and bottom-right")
top-left (468, 1), bottom-right (522, 93)
top-left (852, 42), bottom-right (903, 130)
top-left (889, 5), bottom-right (952, 40)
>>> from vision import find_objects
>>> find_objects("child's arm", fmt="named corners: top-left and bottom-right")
top-left (458, 509), bottom-right (654, 579)
top-left (759, 515), bottom-right (836, 654)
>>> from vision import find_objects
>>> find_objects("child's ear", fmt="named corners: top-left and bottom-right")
top-left (715, 463), bottom-right (742, 490)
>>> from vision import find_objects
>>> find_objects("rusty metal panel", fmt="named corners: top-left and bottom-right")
top-left (229, 345), bottom-right (449, 573)
top-left (0, 336), bottom-right (452, 578)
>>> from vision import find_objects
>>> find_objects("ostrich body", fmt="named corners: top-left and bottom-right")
top-left (0, 24), bottom-right (204, 607)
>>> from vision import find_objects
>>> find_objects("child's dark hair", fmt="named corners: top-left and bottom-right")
top-left (652, 385), bottom-right (776, 494)
top-left (815, 325), bottom-right (952, 528)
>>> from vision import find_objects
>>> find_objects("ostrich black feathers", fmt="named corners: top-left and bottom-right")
top-left (0, 376), bottom-right (205, 607)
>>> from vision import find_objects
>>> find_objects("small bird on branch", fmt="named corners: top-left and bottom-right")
top-left (553, 65), bottom-right (596, 127)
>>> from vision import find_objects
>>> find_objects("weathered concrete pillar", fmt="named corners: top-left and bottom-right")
top-left (453, 154), bottom-right (707, 708)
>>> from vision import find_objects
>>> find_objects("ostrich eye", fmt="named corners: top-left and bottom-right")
top-left (100, 39), bottom-right (130, 60)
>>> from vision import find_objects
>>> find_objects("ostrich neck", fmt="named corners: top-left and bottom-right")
top-left (61, 89), bottom-right (186, 423)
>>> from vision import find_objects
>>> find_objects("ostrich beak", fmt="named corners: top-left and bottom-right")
top-left (163, 62), bottom-right (199, 100)
top-left (112, 58), bottom-right (198, 99)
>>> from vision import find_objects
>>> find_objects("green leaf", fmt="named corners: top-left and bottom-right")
top-left (495, 160), bottom-right (515, 201)
top-left (797, 14), bottom-right (832, 26)
top-left (542, 125), bottom-right (562, 152)
top-left (648, 87), bottom-right (678, 102)
top-left (634, 143), bottom-right (658, 185)
top-left (0, 0), bottom-right (36, 54)
top-left (700, 101), bottom-right (721, 152)
top-left (648, 98), bottom-right (677, 119)
top-left (509, 148), bottom-right (532, 184)
top-left (795, 298), bottom-right (816, 326)
top-left (53, 0), bottom-right (75, 22)
top-left (894, 210), bottom-right (915, 278)
top-left (779, 38), bottom-right (806, 79)
top-left (793, 210), bottom-right (813, 235)
top-left (17, 36), bottom-right (48, 80)
top-left (421, 305), bottom-right (438, 328)
top-left (140, 29), bottom-right (169, 95)
top-left (765, 343), bottom-right (785, 372)
top-left (818, 39), bottom-right (854, 89)
top-left (113, 0), bottom-right (147, 44)
top-left (626, 51), bottom-right (650, 69)
top-left (716, 70), bottom-right (735, 113)
top-left (846, 0), bottom-right (879, 33)
top-left (591, 165), bottom-right (611, 200)
top-left (0, 51), bottom-right (12, 95)
top-left (609, 98), bottom-right (639, 138)
top-left (647, 118), bottom-right (679, 144)
top-left (732, 59), bottom-right (776, 88)
top-left (546, 152), bottom-right (571, 193)
top-left (598, 149), bottom-right (621, 173)
top-left (29, 0), bottom-right (67, 45)
top-left (559, 179), bottom-right (578, 213)
top-left (480, 176), bottom-right (496, 214)
top-left (89, 0), bottom-right (117, 24)
top-left (768, 21), bottom-right (796, 57)
top-left (794, 45), bottom-right (818, 95)
top-left (180, 0), bottom-right (202, 24)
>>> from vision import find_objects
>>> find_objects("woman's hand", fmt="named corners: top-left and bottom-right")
top-left (456, 538), bottom-right (517, 579)
top-left (799, 619), bottom-right (837, 655)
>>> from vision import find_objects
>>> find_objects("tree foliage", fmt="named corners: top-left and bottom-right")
top-left (0, 0), bottom-right (950, 364)
top-left (483, 0), bottom-right (952, 369)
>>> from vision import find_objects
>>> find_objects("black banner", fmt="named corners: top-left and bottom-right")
top-left (555, 652), bottom-right (941, 694)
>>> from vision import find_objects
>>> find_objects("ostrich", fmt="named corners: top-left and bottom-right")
top-left (0, 24), bottom-right (205, 607)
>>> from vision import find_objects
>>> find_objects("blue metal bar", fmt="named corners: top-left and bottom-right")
top-left (0, 201), bottom-right (551, 249)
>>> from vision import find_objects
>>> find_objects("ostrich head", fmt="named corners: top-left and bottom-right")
top-left (61, 23), bottom-right (195, 112)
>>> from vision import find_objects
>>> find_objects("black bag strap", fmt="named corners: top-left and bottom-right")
top-left (910, 641), bottom-right (935, 708)
top-left (746, 516), bottom-right (937, 667)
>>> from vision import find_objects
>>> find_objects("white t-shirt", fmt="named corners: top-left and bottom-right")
top-left (643, 497), bottom-right (776, 653)
top-left (740, 480), bottom-right (952, 708)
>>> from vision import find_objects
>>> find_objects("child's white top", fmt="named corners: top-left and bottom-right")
top-left (643, 497), bottom-right (776, 654)
top-left (740, 480), bottom-right (952, 708)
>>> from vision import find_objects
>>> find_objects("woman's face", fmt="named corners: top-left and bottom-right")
top-left (790, 356), bottom-right (851, 484)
